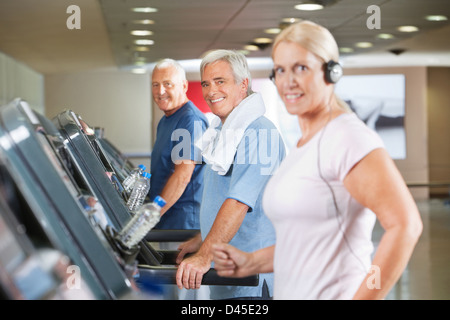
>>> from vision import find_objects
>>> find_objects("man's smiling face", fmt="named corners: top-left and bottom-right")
top-left (152, 66), bottom-right (188, 116)
top-left (201, 60), bottom-right (248, 123)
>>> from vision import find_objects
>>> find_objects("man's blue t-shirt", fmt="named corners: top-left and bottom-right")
top-left (150, 101), bottom-right (208, 229)
top-left (200, 116), bottom-right (286, 299)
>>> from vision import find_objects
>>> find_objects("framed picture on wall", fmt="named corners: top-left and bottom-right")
top-left (335, 74), bottom-right (406, 159)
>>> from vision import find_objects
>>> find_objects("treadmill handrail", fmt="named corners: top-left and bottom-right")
top-left (137, 265), bottom-right (259, 287)
top-left (145, 229), bottom-right (200, 242)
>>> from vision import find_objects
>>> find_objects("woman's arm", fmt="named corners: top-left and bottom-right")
top-left (212, 244), bottom-right (275, 277)
top-left (344, 148), bottom-right (423, 299)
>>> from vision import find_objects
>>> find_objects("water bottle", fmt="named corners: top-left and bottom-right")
top-left (127, 172), bottom-right (151, 211)
top-left (117, 196), bottom-right (166, 248)
top-left (122, 164), bottom-right (146, 193)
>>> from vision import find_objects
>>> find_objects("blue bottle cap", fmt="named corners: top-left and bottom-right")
top-left (142, 172), bottom-right (151, 179)
top-left (153, 196), bottom-right (166, 207)
top-left (138, 164), bottom-right (146, 170)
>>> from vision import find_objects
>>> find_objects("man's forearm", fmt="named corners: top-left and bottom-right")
top-left (159, 161), bottom-right (195, 215)
top-left (198, 198), bottom-right (249, 259)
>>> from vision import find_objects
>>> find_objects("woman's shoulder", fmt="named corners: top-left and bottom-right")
top-left (323, 112), bottom-right (384, 157)
top-left (331, 112), bottom-right (379, 139)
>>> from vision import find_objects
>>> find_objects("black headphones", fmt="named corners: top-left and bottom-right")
top-left (324, 60), bottom-right (343, 84)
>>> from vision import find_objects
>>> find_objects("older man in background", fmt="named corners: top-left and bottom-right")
top-left (150, 58), bottom-right (208, 230)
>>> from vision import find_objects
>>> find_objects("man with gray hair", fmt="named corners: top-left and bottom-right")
top-left (150, 58), bottom-right (208, 232)
top-left (175, 50), bottom-right (285, 299)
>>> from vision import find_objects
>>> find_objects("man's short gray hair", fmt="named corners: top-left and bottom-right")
top-left (200, 50), bottom-right (253, 95)
top-left (153, 58), bottom-right (187, 81)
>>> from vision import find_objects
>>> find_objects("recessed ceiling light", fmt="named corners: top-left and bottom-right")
top-left (244, 45), bottom-right (259, 51)
top-left (135, 57), bottom-right (146, 63)
top-left (131, 30), bottom-right (153, 36)
top-left (397, 25), bottom-right (419, 32)
top-left (282, 18), bottom-right (302, 24)
top-left (355, 42), bottom-right (373, 48)
top-left (132, 7), bottom-right (158, 13)
top-left (377, 33), bottom-right (395, 40)
top-left (339, 47), bottom-right (354, 53)
top-left (253, 37), bottom-right (273, 44)
top-left (132, 68), bottom-right (147, 74)
top-left (264, 28), bottom-right (281, 35)
top-left (134, 39), bottom-right (154, 45)
top-left (425, 15), bottom-right (448, 22)
top-left (238, 50), bottom-right (250, 56)
top-left (134, 46), bottom-right (150, 52)
top-left (132, 19), bottom-right (155, 25)
top-left (295, 3), bottom-right (324, 11)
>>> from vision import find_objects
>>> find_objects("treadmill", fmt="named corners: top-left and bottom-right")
top-left (0, 175), bottom-right (85, 300)
top-left (93, 126), bottom-right (135, 183)
top-left (51, 109), bottom-right (259, 288)
top-left (0, 99), bottom-right (139, 299)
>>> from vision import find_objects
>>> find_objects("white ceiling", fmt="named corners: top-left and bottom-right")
top-left (0, 0), bottom-right (115, 74)
top-left (0, 0), bottom-right (449, 75)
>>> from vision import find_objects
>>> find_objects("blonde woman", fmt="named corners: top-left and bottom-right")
top-left (212, 21), bottom-right (422, 300)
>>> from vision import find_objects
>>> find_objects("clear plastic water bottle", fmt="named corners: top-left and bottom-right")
top-left (117, 196), bottom-right (166, 248)
top-left (122, 164), bottom-right (146, 193)
top-left (127, 172), bottom-right (151, 211)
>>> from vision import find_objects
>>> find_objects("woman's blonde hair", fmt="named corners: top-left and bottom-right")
top-left (272, 20), bottom-right (350, 111)
top-left (272, 20), bottom-right (339, 64)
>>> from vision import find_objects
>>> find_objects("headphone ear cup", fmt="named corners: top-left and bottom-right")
top-left (325, 61), bottom-right (343, 84)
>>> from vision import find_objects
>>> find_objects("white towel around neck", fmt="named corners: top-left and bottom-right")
top-left (196, 92), bottom-right (266, 175)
